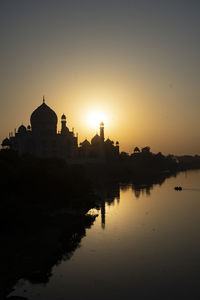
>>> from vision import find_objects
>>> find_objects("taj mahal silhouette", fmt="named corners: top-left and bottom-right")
top-left (2, 97), bottom-right (119, 161)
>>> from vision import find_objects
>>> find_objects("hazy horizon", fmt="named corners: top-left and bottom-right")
top-left (1, 0), bottom-right (200, 155)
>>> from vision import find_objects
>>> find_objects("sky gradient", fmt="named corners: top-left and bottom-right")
top-left (1, 0), bottom-right (200, 155)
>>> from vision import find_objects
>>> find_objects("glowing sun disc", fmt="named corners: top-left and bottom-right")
top-left (87, 110), bottom-right (108, 128)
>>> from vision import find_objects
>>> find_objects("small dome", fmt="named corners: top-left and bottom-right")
top-left (61, 114), bottom-right (66, 120)
top-left (100, 122), bottom-right (104, 126)
top-left (134, 146), bottom-right (140, 152)
top-left (116, 141), bottom-right (119, 145)
top-left (30, 102), bottom-right (57, 127)
top-left (81, 139), bottom-right (91, 147)
top-left (91, 134), bottom-right (100, 145)
top-left (18, 125), bottom-right (27, 133)
top-left (2, 138), bottom-right (10, 147)
top-left (105, 138), bottom-right (113, 145)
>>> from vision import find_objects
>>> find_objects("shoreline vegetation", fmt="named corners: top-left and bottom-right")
top-left (0, 149), bottom-right (200, 299)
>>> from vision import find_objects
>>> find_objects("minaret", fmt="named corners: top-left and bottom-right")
top-left (61, 114), bottom-right (67, 134)
top-left (100, 122), bottom-right (104, 142)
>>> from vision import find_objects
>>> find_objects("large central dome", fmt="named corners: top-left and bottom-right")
top-left (30, 101), bottom-right (58, 135)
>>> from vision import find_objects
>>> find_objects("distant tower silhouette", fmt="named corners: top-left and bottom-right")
top-left (100, 122), bottom-right (104, 142)
top-left (61, 114), bottom-right (67, 134)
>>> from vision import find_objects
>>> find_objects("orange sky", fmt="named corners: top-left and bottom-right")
top-left (1, 1), bottom-right (200, 155)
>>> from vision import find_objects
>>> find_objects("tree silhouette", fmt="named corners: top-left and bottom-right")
top-left (134, 146), bottom-right (140, 153)
top-left (141, 146), bottom-right (151, 153)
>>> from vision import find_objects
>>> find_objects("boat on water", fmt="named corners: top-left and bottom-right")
top-left (174, 186), bottom-right (183, 191)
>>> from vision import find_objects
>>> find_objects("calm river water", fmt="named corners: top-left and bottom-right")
top-left (11, 170), bottom-right (200, 300)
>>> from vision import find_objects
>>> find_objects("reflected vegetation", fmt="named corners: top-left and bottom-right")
top-left (92, 170), bottom-right (176, 229)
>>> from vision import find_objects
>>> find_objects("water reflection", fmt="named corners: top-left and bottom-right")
top-left (121, 183), bottom-right (153, 197)
top-left (94, 182), bottom-right (120, 229)
top-left (95, 173), bottom-right (171, 229)
top-left (120, 172), bottom-right (172, 197)
top-left (9, 170), bottom-right (200, 300)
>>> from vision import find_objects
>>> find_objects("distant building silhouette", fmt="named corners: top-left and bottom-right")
top-left (1, 98), bottom-right (119, 161)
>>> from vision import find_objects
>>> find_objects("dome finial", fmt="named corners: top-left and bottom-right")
top-left (43, 95), bottom-right (45, 104)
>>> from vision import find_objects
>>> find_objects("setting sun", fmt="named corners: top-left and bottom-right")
top-left (87, 110), bottom-right (108, 129)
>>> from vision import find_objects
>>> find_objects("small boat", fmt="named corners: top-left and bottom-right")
top-left (174, 186), bottom-right (182, 191)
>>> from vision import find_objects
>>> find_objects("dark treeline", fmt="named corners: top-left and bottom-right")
top-left (117, 147), bottom-right (200, 177)
top-left (176, 154), bottom-right (200, 170)
top-left (0, 149), bottom-right (91, 198)
top-left (0, 150), bottom-right (96, 218)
